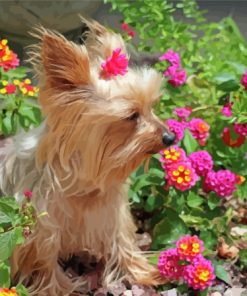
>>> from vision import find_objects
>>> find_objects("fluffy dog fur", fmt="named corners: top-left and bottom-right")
top-left (0, 20), bottom-right (171, 295)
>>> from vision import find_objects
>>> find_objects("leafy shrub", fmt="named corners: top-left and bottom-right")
top-left (0, 193), bottom-right (35, 295)
top-left (0, 39), bottom-right (42, 136)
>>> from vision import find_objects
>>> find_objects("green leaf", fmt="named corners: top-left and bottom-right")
top-left (0, 227), bottom-right (23, 261)
top-left (214, 264), bottom-right (231, 285)
top-left (149, 254), bottom-right (158, 265)
top-left (18, 105), bottom-right (38, 124)
top-left (144, 195), bottom-right (164, 212)
top-left (0, 211), bottom-right (12, 225)
top-left (207, 192), bottom-right (220, 210)
top-left (0, 262), bottom-right (10, 287)
top-left (0, 197), bottom-right (19, 211)
top-left (200, 230), bottom-right (217, 250)
top-left (2, 112), bottom-right (13, 135)
top-left (218, 79), bottom-right (239, 92)
top-left (16, 284), bottom-right (29, 296)
top-left (187, 192), bottom-right (204, 208)
top-left (214, 73), bottom-right (236, 84)
top-left (198, 289), bottom-right (208, 296)
top-left (183, 129), bottom-right (198, 154)
top-left (239, 249), bottom-right (247, 268)
top-left (152, 208), bottom-right (188, 248)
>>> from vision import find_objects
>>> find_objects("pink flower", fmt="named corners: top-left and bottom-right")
top-left (166, 162), bottom-right (198, 191)
top-left (189, 151), bottom-right (214, 177)
top-left (183, 255), bottom-right (215, 290)
top-left (221, 102), bottom-right (233, 117)
top-left (174, 107), bottom-right (192, 121)
top-left (176, 235), bottom-right (204, 262)
top-left (164, 65), bottom-right (177, 77)
top-left (121, 23), bottom-right (129, 31)
top-left (188, 118), bottom-right (210, 146)
top-left (158, 248), bottom-right (184, 280)
top-left (234, 123), bottom-right (247, 137)
top-left (168, 69), bottom-right (187, 87)
top-left (241, 70), bottom-right (247, 90)
top-left (159, 49), bottom-right (181, 67)
top-left (166, 119), bottom-right (185, 143)
top-left (0, 39), bottom-right (19, 72)
top-left (127, 30), bottom-right (135, 38)
top-left (24, 190), bottom-right (32, 200)
top-left (160, 146), bottom-right (187, 169)
top-left (203, 170), bottom-right (237, 198)
top-left (101, 48), bottom-right (128, 78)
top-left (121, 23), bottom-right (135, 38)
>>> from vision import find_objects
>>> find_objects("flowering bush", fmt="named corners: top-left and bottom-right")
top-left (158, 235), bottom-right (215, 291)
top-left (106, 0), bottom-right (247, 294)
top-left (0, 39), bottom-right (41, 136)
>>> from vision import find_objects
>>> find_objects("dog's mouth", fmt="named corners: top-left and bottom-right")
top-left (146, 143), bottom-right (165, 155)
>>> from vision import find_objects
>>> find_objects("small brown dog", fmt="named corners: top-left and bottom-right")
top-left (0, 20), bottom-right (174, 295)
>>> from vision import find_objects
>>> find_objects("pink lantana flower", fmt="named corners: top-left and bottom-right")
top-left (24, 190), bottom-right (32, 200)
top-left (159, 49), bottom-right (181, 67)
top-left (174, 107), bottom-right (192, 121)
top-left (160, 146), bottom-right (187, 170)
top-left (158, 248), bottom-right (184, 280)
top-left (188, 118), bottom-right (210, 146)
top-left (101, 48), bottom-right (128, 78)
top-left (168, 69), bottom-right (187, 87)
top-left (183, 255), bottom-right (215, 290)
top-left (241, 70), bottom-right (247, 90)
top-left (221, 102), bottom-right (233, 117)
top-left (166, 161), bottom-right (198, 191)
top-left (234, 123), bottom-right (247, 137)
top-left (203, 170), bottom-right (237, 198)
top-left (176, 235), bottom-right (204, 262)
top-left (166, 119), bottom-right (185, 143)
top-left (189, 151), bottom-right (214, 177)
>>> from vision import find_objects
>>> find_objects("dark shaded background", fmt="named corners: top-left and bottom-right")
top-left (0, 0), bottom-right (246, 60)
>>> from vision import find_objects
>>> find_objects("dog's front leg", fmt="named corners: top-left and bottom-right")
top-left (103, 200), bottom-right (165, 287)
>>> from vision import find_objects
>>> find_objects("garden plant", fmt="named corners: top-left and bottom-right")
top-left (0, 0), bottom-right (247, 295)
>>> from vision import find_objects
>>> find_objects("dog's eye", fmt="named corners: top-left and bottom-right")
top-left (127, 112), bottom-right (139, 121)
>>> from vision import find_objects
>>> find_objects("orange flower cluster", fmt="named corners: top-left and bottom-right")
top-left (0, 288), bottom-right (18, 296)
top-left (176, 235), bottom-right (204, 261)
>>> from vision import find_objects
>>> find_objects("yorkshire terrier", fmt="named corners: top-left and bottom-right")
top-left (0, 20), bottom-right (175, 295)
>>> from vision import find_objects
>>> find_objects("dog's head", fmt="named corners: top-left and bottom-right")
top-left (32, 20), bottom-right (175, 190)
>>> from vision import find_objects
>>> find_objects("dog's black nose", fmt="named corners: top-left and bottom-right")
top-left (162, 132), bottom-right (176, 146)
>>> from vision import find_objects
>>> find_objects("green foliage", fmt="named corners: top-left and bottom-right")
top-left (0, 196), bottom-right (34, 294)
top-left (0, 50), bottom-right (42, 136)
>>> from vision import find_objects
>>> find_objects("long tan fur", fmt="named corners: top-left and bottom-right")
top-left (0, 20), bottom-right (170, 295)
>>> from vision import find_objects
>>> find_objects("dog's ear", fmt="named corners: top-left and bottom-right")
top-left (41, 31), bottom-right (91, 90)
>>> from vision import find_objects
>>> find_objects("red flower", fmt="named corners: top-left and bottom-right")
top-left (24, 190), bottom-right (32, 200)
top-left (0, 39), bottom-right (19, 72)
top-left (176, 235), bottom-right (204, 262)
top-left (101, 48), bottom-right (128, 78)
top-left (128, 30), bottom-right (135, 38)
top-left (222, 127), bottom-right (245, 147)
top-left (121, 23), bottom-right (129, 31)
